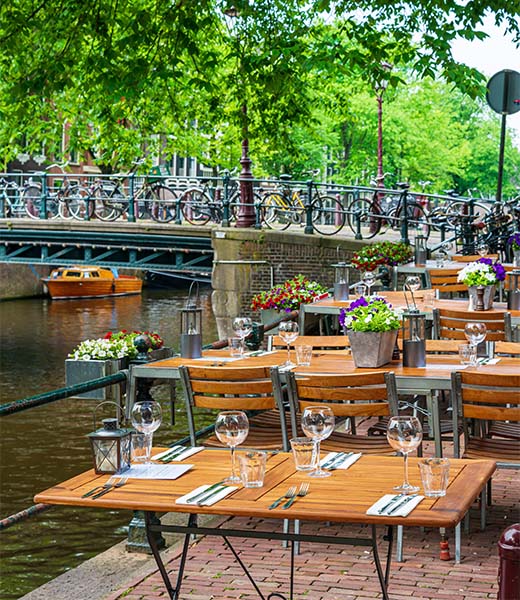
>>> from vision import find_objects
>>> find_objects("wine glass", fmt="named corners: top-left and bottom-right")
top-left (362, 271), bottom-right (376, 296)
top-left (301, 406), bottom-right (335, 478)
top-left (278, 321), bottom-right (299, 367)
top-left (439, 241), bottom-right (452, 266)
top-left (477, 243), bottom-right (488, 257)
top-left (404, 275), bottom-right (421, 308)
top-left (386, 416), bottom-right (423, 494)
top-left (215, 411), bottom-right (249, 483)
top-left (232, 317), bottom-right (253, 355)
top-left (131, 400), bottom-right (162, 466)
top-left (464, 322), bottom-right (487, 366)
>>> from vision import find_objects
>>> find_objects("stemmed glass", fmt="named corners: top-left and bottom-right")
top-left (404, 275), bottom-right (421, 308)
top-left (215, 411), bottom-right (249, 484)
top-left (477, 243), bottom-right (489, 257)
top-left (464, 322), bottom-right (487, 366)
top-left (301, 406), bottom-right (335, 478)
top-left (362, 271), bottom-right (376, 296)
top-left (386, 416), bottom-right (423, 494)
top-left (279, 321), bottom-right (299, 367)
top-left (232, 317), bottom-right (253, 356)
top-left (131, 400), bottom-right (163, 467)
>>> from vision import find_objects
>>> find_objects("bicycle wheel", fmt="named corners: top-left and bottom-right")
top-left (63, 185), bottom-right (95, 220)
top-left (92, 185), bottom-right (125, 221)
top-left (180, 189), bottom-right (211, 225)
top-left (346, 198), bottom-right (380, 239)
top-left (23, 185), bottom-right (43, 219)
top-left (446, 201), bottom-right (489, 228)
top-left (145, 185), bottom-right (177, 223)
top-left (263, 192), bottom-right (293, 230)
top-left (311, 195), bottom-right (345, 235)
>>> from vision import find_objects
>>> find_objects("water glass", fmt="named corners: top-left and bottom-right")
top-left (290, 437), bottom-right (317, 471)
top-left (295, 344), bottom-right (313, 366)
top-left (131, 432), bottom-right (149, 463)
top-left (301, 406), bottom-right (335, 478)
top-left (459, 343), bottom-right (477, 366)
top-left (418, 458), bottom-right (450, 497)
top-left (422, 290), bottom-right (435, 310)
top-left (238, 450), bottom-right (267, 488)
top-left (228, 337), bottom-right (243, 357)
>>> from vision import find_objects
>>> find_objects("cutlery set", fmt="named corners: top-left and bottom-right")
top-left (269, 482), bottom-right (310, 510)
top-left (82, 475), bottom-right (128, 499)
top-left (377, 494), bottom-right (418, 515)
top-left (158, 445), bottom-right (188, 462)
top-left (321, 452), bottom-right (354, 470)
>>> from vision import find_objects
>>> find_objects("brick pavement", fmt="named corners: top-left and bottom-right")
top-left (108, 468), bottom-right (519, 600)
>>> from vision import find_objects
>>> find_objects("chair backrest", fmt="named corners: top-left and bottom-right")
top-left (432, 307), bottom-right (512, 341)
top-left (494, 341), bottom-right (520, 357)
top-left (179, 364), bottom-right (288, 449)
top-left (397, 338), bottom-right (460, 354)
top-left (451, 254), bottom-right (499, 262)
top-left (285, 370), bottom-right (398, 424)
top-left (270, 334), bottom-right (350, 349)
top-left (426, 268), bottom-right (467, 293)
top-left (451, 371), bottom-right (520, 457)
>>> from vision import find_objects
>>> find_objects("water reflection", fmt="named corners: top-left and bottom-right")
top-left (0, 288), bottom-right (217, 599)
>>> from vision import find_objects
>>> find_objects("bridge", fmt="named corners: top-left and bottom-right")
top-left (0, 220), bottom-right (214, 280)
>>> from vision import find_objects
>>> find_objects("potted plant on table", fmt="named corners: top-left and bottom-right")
top-left (66, 330), bottom-right (166, 400)
top-left (456, 258), bottom-right (506, 311)
top-left (351, 242), bottom-right (414, 289)
top-left (508, 233), bottom-right (520, 267)
top-left (339, 296), bottom-right (402, 367)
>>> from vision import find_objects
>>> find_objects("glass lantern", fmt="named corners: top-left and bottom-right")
top-left (87, 416), bottom-right (132, 475)
top-left (332, 262), bottom-right (349, 301)
top-left (402, 309), bottom-right (426, 367)
top-left (180, 282), bottom-right (202, 358)
top-left (507, 269), bottom-right (520, 310)
top-left (414, 235), bottom-right (427, 266)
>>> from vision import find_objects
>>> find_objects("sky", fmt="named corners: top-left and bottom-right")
top-left (451, 14), bottom-right (520, 147)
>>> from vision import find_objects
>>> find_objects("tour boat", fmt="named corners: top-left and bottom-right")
top-left (42, 266), bottom-right (143, 300)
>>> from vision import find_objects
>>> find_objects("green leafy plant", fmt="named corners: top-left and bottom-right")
top-left (351, 242), bottom-right (413, 272)
top-left (251, 274), bottom-right (328, 312)
top-left (339, 296), bottom-right (402, 332)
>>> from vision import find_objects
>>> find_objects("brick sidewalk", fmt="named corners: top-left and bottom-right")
top-left (109, 469), bottom-right (519, 600)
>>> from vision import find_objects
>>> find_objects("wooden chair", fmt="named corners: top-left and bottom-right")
top-left (432, 307), bottom-right (512, 342)
top-left (179, 365), bottom-right (290, 451)
top-left (269, 335), bottom-right (350, 350)
top-left (494, 341), bottom-right (520, 357)
top-left (451, 371), bottom-right (520, 529)
top-left (426, 268), bottom-right (467, 296)
top-left (284, 370), bottom-right (399, 455)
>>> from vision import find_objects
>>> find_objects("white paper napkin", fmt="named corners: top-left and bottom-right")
top-left (320, 452), bottom-right (362, 469)
top-left (124, 463), bottom-right (193, 479)
top-left (175, 484), bottom-right (238, 506)
top-left (479, 357), bottom-right (500, 365)
top-left (153, 446), bottom-right (204, 462)
top-left (366, 494), bottom-right (424, 517)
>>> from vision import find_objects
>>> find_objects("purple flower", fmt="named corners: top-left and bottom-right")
top-left (493, 263), bottom-right (506, 281)
top-left (477, 257), bottom-right (493, 266)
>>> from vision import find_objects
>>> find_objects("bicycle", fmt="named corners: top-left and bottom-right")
top-left (180, 179), bottom-right (229, 225)
top-left (21, 163), bottom-right (77, 220)
top-left (0, 178), bottom-right (25, 218)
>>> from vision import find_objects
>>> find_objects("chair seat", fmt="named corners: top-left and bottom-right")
top-left (204, 427), bottom-right (285, 450)
top-left (464, 438), bottom-right (520, 462)
top-left (321, 432), bottom-right (395, 455)
top-left (488, 422), bottom-right (520, 440)
top-left (367, 417), bottom-right (457, 437)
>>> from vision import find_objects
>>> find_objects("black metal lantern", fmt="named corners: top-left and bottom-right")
top-left (87, 402), bottom-right (132, 474)
top-left (332, 262), bottom-right (350, 301)
top-left (507, 269), bottom-right (520, 310)
top-left (180, 282), bottom-right (202, 358)
top-left (402, 309), bottom-right (426, 367)
top-left (414, 235), bottom-right (427, 267)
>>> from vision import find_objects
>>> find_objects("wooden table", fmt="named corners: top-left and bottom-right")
top-left (34, 450), bottom-right (496, 600)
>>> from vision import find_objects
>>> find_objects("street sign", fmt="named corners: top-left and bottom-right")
top-left (486, 69), bottom-right (520, 115)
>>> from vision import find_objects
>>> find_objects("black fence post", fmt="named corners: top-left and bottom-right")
top-left (304, 179), bottom-right (314, 234)
top-left (127, 173), bottom-right (136, 223)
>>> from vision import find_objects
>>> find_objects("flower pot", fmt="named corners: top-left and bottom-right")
top-left (260, 309), bottom-right (283, 335)
top-left (65, 358), bottom-right (128, 400)
top-left (347, 330), bottom-right (398, 368)
top-left (468, 285), bottom-right (496, 311)
top-left (149, 346), bottom-right (173, 361)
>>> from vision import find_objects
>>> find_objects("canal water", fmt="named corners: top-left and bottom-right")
top-left (0, 288), bottom-right (218, 599)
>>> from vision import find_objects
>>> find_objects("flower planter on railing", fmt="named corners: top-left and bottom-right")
top-left (65, 358), bottom-right (128, 400)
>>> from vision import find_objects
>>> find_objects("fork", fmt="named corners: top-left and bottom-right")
top-left (282, 482), bottom-right (310, 510)
top-left (91, 476), bottom-right (128, 499)
top-left (82, 474), bottom-right (118, 498)
top-left (268, 486), bottom-right (296, 510)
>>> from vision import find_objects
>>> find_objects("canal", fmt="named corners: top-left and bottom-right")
top-left (0, 288), bottom-right (218, 599)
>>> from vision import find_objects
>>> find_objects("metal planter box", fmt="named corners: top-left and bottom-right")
top-left (347, 330), bottom-right (398, 368)
top-left (65, 358), bottom-right (127, 400)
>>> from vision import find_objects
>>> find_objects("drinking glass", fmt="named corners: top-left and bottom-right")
top-left (464, 322), bottom-right (487, 366)
top-left (131, 400), bottom-right (162, 466)
top-left (386, 416), bottom-right (423, 494)
top-left (404, 275), bottom-right (421, 293)
top-left (232, 317), bottom-right (253, 355)
top-left (477, 243), bottom-right (489, 257)
top-left (279, 321), bottom-right (299, 367)
top-left (301, 406), bottom-right (335, 478)
top-left (362, 271), bottom-right (376, 296)
top-left (215, 410), bottom-right (249, 484)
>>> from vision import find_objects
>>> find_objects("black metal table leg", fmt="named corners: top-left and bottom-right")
top-left (371, 524), bottom-right (391, 600)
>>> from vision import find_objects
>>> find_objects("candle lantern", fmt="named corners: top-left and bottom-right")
top-left (332, 262), bottom-right (350, 301)
top-left (507, 269), bottom-right (520, 310)
top-left (402, 309), bottom-right (426, 367)
top-left (414, 235), bottom-right (427, 267)
top-left (180, 282), bottom-right (202, 358)
top-left (87, 402), bottom-right (132, 474)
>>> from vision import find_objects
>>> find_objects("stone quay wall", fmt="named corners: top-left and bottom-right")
top-left (211, 228), bottom-right (366, 339)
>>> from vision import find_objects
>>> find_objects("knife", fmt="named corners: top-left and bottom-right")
top-left (193, 484), bottom-right (228, 506)
top-left (377, 494), bottom-right (406, 514)
top-left (386, 494), bottom-right (418, 515)
top-left (322, 452), bottom-right (347, 469)
top-left (185, 481), bottom-right (226, 504)
top-left (158, 446), bottom-right (186, 462)
top-left (328, 452), bottom-right (355, 470)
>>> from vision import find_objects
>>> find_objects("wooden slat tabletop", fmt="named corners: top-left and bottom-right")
top-left (35, 450), bottom-right (495, 529)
